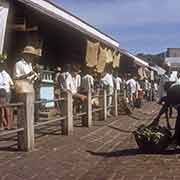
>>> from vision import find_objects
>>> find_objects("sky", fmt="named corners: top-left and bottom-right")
top-left (54, 0), bottom-right (180, 54)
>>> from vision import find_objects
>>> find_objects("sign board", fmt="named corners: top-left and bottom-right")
top-left (40, 86), bottom-right (55, 108)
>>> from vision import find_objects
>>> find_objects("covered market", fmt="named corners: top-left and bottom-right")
top-left (0, 0), bottom-right (161, 151)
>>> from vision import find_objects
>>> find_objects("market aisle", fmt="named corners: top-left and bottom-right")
top-left (0, 102), bottom-right (178, 180)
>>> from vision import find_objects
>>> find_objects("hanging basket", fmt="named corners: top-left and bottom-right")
top-left (133, 125), bottom-right (172, 153)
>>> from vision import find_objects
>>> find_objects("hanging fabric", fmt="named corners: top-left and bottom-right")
top-left (106, 49), bottom-right (113, 63)
top-left (113, 52), bottom-right (121, 68)
top-left (85, 40), bottom-right (99, 67)
top-left (96, 46), bottom-right (107, 73)
top-left (138, 67), bottom-right (144, 80)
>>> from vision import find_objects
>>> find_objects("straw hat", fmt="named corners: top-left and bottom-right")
top-left (22, 46), bottom-right (40, 56)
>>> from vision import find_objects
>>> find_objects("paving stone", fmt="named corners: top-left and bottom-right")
top-left (0, 103), bottom-right (178, 180)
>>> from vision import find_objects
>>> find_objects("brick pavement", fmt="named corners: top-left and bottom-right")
top-left (0, 102), bottom-right (180, 180)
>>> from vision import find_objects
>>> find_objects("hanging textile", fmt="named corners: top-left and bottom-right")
top-left (138, 67), bottom-right (144, 80)
top-left (113, 52), bottom-right (121, 68)
top-left (150, 70), bottom-right (154, 81)
top-left (106, 49), bottom-right (113, 63)
top-left (85, 40), bottom-right (99, 67)
top-left (144, 67), bottom-right (150, 79)
top-left (96, 46), bottom-right (107, 73)
top-left (0, 2), bottom-right (9, 53)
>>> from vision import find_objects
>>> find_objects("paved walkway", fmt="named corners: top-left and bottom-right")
top-left (0, 103), bottom-right (179, 180)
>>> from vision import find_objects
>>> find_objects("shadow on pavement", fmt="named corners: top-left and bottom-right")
top-left (108, 125), bottom-right (133, 133)
top-left (87, 148), bottom-right (180, 157)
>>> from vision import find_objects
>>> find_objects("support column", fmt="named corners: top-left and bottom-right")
top-left (103, 89), bottom-right (107, 120)
top-left (62, 91), bottom-right (73, 135)
top-left (17, 93), bottom-right (35, 151)
top-left (114, 89), bottom-right (118, 117)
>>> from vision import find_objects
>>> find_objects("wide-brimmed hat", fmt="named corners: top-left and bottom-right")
top-left (22, 46), bottom-right (40, 56)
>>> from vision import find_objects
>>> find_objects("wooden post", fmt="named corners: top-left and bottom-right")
top-left (103, 89), bottom-right (107, 120)
top-left (17, 93), bottom-right (35, 151)
top-left (83, 90), bottom-right (92, 127)
top-left (114, 89), bottom-right (118, 117)
top-left (123, 88), bottom-right (126, 99)
top-left (62, 91), bottom-right (73, 135)
top-left (82, 90), bottom-right (92, 127)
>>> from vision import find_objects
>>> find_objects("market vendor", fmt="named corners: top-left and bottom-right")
top-left (101, 64), bottom-right (114, 117)
top-left (60, 64), bottom-right (86, 102)
top-left (13, 46), bottom-right (40, 93)
top-left (0, 59), bottom-right (14, 130)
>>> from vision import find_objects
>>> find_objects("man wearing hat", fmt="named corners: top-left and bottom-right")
top-left (0, 59), bottom-right (14, 129)
top-left (13, 46), bottom-right (40, 93)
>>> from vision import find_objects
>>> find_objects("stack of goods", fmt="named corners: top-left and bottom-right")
top-left (133, 125), bottom-right (172, 153)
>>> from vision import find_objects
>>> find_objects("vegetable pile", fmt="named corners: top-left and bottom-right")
top-left (133, 125), bottom-right (172, 153)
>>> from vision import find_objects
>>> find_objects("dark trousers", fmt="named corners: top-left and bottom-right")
top-left (173, 107), bottom-right (180, 144)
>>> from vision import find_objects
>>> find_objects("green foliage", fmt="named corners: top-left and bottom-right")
top-left (133, 125), bottom-right (164, 144)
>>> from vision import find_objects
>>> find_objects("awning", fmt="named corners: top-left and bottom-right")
top-left (119, 49), bottom-right (149, 67)
top-left (17, 0), bottom-right (119, 49)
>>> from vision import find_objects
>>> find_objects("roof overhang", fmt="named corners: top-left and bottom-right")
top-left (16, 0), bottom-right (119, 49)
top-left (119, 49), bottom-right (149, 67)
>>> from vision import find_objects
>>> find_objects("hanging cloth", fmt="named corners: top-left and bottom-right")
top-left (96, 46), bottom-right (107, 73)
top-left (106, 49), bottom-right (113, 63)
top-left (85, 40), bottom-right (99, 67)
top-left (113, 52), bottom-right (121, 68)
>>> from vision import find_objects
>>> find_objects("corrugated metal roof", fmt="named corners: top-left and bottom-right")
top-left (16, 0), bottom-right (119, 49)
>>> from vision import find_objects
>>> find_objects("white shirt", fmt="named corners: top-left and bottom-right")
top-left (114, 77), bottom-right (122, 90)
top-left (81, 74), bottom-right (94, 92)
top-left (158, 74), bottom-right (169, 98)
top-left (169, 71), bottom-right (178, 82)
top-left (0, 70), bottom-right (14, 93)
top-left (61, 72), bottom-right (77, 94)
top-left (14, 59), bottom-right (33, 79)
top-left (154, 83), bottom-right (158, 91)
top-left (126, 78), bottom-right (137, 94)
top-left (72, 74), bottom-right (81, 91)
top-left (144, 80), bottom-right (149, 90)
top-left (171, 78), bottom-right (180, 87)
top-left (101, 73), bottom-right (114, 88)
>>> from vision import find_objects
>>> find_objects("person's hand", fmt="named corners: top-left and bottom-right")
top-left (28, 71), bottom-right (34, 76)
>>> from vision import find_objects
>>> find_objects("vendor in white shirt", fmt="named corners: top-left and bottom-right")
top-left (72, 65), bottom-right (81, 93)
top-left (81, 66), bottom-right (94, 94)
top-left (13, 46), bottom-right (40, 92)
top-left (0, 59), bottom-right (14, 130)
top-left (113, 71), bottom-right (122, 91)
top-left (126, 75), bottom-right (138, 107)
top-left (101, 65), bottom-right (114, 117)
top-left (60, 64), bottom-right (86, 102)
top-left (0, 61), bottom-right (14, 101)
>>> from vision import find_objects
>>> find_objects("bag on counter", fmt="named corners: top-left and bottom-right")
top-left (14, 80), bottom-right (34, 94)
top-left (133, 124), bottom-right (172, 153)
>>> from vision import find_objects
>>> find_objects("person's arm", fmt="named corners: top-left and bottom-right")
top-left (14, 62), bottom-right (35, 80)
